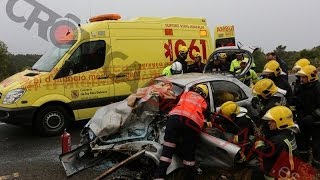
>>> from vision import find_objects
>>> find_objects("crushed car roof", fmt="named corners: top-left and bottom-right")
top-left (155, 73), bottom-right (238, 87)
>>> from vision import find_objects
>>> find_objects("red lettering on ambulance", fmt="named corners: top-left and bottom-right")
top-left (164, 40), bottom-right (173, 61)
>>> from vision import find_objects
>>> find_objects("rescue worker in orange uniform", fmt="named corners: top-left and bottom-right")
top-left (154, 84), bottom-right (209, 180)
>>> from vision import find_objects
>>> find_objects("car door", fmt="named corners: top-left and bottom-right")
top-left (56, 40), bottom-right (113, 120)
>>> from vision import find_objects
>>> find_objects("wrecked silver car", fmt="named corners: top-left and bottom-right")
top-left (59, 72), bottom-right (260, 179)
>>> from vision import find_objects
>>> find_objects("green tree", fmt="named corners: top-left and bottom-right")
top-left (0, 41), bottom-right (10, 81)
top-left (7, 54), bottom-right (41, 75)
top-left (252, 48), bottom-right (265, 72)
top-left (274, 45), bottom-right (287, 59)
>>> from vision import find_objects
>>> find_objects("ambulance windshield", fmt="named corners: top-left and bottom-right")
top-left (31, 41), bottom-right (76, 72)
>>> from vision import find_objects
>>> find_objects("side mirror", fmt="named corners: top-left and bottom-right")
top-left (251, 97), bottom-right (260, 109)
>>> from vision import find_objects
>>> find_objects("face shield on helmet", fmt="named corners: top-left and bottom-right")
top-left (252, 79), bottom-right (278, 99)
top-left (262, 60), bottom-right (282, 77)
top-left (193, 84), bottom-right (208, 98)
top-left (219, 101), bottom-right (247, 119)
top-left (171, 62), bottom-right (183, 74)
top-left (296, 65), bottom-right (318, 83)
top-left (292, 58), bottom-right (310, 72)
top-left (262, 106), bottom-right (295, 130)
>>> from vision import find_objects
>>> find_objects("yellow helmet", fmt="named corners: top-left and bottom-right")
top-left (241, 58), bottom-right (249, 64)
top-left (179, 46), bottom-right (189, 53)
top-left (296, 65), bottom-right (318, 82)
top-left (262, 60), bottom-right (282, 77)
top-left (262, 106), bottom-right (295, 129)
top-left (219, 101), bottom-right (240, 118)
top-left (219, 53), bottom-right (227, 59)
top-left (221, 92), bottom-right (235, 102)
top-left (252, 79), bottom-right (278, 99)
top-left (292, 58), bottom-right (310, 72)
top-left (193, 52), bottom-right (202, 58)
top-left (195, 84), bottom-right (208, 98)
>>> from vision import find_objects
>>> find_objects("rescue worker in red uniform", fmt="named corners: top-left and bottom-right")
top-left (295, 65), bottom-right (320, 168)
top-left (154, 84), bottom-right (209, 180)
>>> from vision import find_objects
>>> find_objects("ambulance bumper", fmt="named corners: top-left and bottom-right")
top-left (0, 107), bottom-right (36, 126)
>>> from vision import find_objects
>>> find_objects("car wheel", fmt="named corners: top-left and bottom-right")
top-left (35, 105), bottom-right (71, 136)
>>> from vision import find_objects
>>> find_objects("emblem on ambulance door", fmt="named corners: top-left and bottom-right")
top-left (71, 90), bottom-right (79, 99)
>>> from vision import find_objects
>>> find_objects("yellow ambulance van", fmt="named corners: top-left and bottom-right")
top-left (214, 24), bottom-right (236, 48)
top-left (0, 14), bottom-right (213, 135)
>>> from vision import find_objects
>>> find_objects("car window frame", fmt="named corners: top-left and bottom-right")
top-left (210, 80), bottom-right (248, 108)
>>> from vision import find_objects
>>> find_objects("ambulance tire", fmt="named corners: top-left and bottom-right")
top-left (34, 105), bottom-right (71, 136)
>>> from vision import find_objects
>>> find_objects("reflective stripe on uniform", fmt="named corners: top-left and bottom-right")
top-left (169, 110), bottom-right (201, 125)
top-left (183, 160), bottom-right (196, 166)
top-left (169, 91), bottom-right (207, 128)
top-left (233, 135), bottom-right (239, 144)
top-left (284, 139), bottom-right (294, 171)
top-left (264, 175), bottom-right (275, 180)
top-left (160, 156), bottom-right (172, 163)
top-left (163, 141), bottom-right (176, 148)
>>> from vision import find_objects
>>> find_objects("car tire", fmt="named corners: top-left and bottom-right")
top-left (34, 105), bottom-right (71, 136)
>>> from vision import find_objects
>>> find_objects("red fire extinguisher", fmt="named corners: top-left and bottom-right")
top-left (61, 129), bottom-right (72, 154)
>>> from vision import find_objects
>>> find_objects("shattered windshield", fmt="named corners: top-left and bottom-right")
top-left (31, 41), bottom-right (76, 72)
top-left (170, 83), bottom-right (184, 96)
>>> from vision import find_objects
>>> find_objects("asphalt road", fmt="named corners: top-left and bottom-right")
top-left (0, 122), bottom-right (105, 180)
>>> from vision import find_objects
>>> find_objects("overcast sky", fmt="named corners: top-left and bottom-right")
top-left (0, 0), bottom-right (319, 54)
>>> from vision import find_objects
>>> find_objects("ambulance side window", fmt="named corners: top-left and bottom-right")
top-left (68, 40), bottom-right (106, 74)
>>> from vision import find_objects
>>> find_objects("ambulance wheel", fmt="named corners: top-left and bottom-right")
top-left (34, 105), bottom-right (71, 136)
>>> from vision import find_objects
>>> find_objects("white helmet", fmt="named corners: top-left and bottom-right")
top-left (171, 62), bottom-right (183, 74)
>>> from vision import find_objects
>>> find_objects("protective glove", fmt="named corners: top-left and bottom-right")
top-left (204, 121), bottom-right (213, 128)
top-left (254, 140), bottom-right (265, 149)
